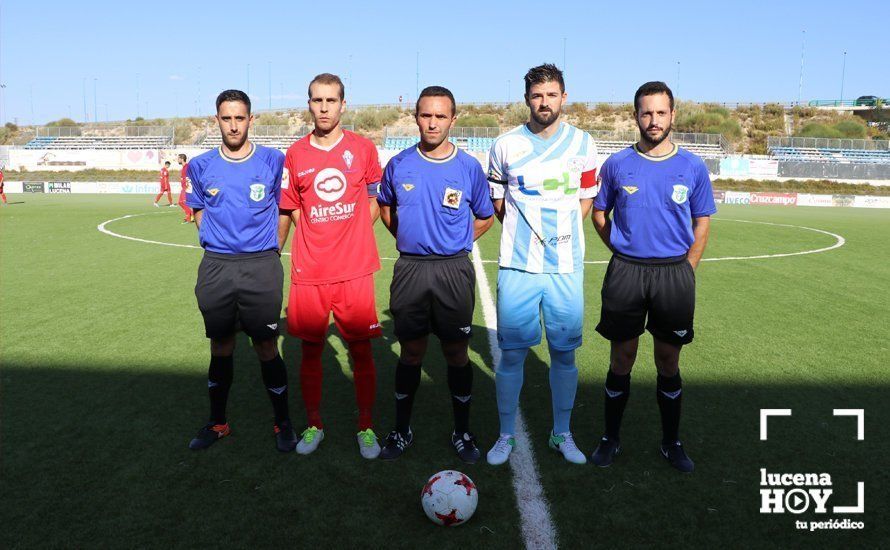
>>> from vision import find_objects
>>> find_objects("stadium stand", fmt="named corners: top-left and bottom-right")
top-left (24, 126), bottom-right (173, 149)
top-left (382, 127), bottom-right (728, 158)
top-left (197, 125), bottom-right (355, 149)
top-left (768, 137), bottom-right (890, 164)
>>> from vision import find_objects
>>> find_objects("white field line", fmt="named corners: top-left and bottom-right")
top-left (98, 214), bottom-right (845, 266)
top-left (472, 243), bottom-right (557, 550)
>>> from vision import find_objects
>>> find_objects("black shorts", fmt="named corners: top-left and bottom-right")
top-left (595, 253), bottom-right (696, 346)
top-left (390, 253), bottom-right (475, 342)
top-left (195, 250), bottom-right (283, 341)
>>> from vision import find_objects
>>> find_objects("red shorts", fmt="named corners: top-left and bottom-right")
top-left (287, 274), bottom-right (382, 342)
top-left (160, 183), bottom-right (171, 192)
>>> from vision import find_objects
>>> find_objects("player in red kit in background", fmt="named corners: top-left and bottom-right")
top-left (178, 154), bottom-right (193, 223)
top-left (154, 161), bottom-right (174, 207)
top-left (0, 167), bottom-right (6, 206)
top-left (278, 73), bottom-right (384, 459)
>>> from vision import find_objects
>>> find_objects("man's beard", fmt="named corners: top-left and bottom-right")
top-left (223, 132), bottom-right (248, 150)
top-left (530, 105), bottom-right (560, 127)
top-left (639, 122), bottom-right (672, 148)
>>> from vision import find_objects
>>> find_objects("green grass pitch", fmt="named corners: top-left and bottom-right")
top-left (1, 195), bottom-right (887, 548)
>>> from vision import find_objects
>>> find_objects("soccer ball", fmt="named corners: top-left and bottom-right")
top-left (420, 470), bottom-right (478, 527)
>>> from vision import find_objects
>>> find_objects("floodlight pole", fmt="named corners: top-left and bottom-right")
top-left (839, 51), bottom-right (847, 105)
top-left (797, 30), bottom-right (805, 105)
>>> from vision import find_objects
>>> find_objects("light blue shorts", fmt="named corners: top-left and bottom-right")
top-left (496, 268), bottom-right (584, 351)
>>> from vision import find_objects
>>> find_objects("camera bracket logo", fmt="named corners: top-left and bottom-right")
top-left (759, 409), bottom-right (865, 531)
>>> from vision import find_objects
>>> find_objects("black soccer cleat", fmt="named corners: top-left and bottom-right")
top-left (661, 440), bottom-right (695, 473)
top-left (189, 422), bottom-right (231, 450)
top-left (380, 429), bottom-right (413, 460)
top-left (274, 420), bottom-right (298, 453)
top-left (591, 435), bottom-right (621, 467)
top-left (451, 431), bottom-right (481, 464)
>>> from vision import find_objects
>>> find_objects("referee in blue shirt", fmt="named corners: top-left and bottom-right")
top-left (184, 90), bottom-right (297, 452)
top-left (591, 82), bottom-right (716, 472)
top-left (376, 86), bottom-right (494, 462)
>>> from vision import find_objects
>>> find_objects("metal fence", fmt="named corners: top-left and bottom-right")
top-left (35, 125), bottom-right (173, 138)
top-left (36, 126), bottom-right (83, 137)
top-left (124, 126), bottom-right (174, 138)
top-left (586, 130), bottom-right (730, 151)
top-left (384, 126), bottom-right (500, 139)
top-left (777, 161), bottom-right (890, 180)
top-left (768, 136), bottom-right (890, 151)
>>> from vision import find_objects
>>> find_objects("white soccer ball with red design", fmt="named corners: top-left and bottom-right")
top-left (420, 470), bottom-right (478, 527)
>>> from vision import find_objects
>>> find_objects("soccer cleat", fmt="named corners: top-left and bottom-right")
top-left (486, 434), bottom-right (516, 466)
top-left (295, 426), bottom-right (324, 455)
top-left (591, 435), bottom-right (621, 467)
top-left (273, 420), bottom-right (298, 453)
top-left (451, 432), bottom-right (481, 464)
top-left (153, 202), bottom-right (159, 208)
top-left (661, 441), bottom-right (695, 473)
top-left (548, 431), bottom-right (587, 464)
top-left (181, 220), bottom-right (190, 224)
top-left (356, 428), bottom-right (381, 459)
top-left (189, 422), bottom-right (231, 450)
top-left (379, 429), bottom-right (413, 460)
top-left (168, 203), bottom-right (177, 207)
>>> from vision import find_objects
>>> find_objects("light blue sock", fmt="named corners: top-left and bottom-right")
top-left (495, 347), bottom-right (529, 436)
top-left (549, 347), bottom-right (578, 435)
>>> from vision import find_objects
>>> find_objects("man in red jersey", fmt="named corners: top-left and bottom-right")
top-left (278, 73), bottom-right (383, 459)
top-left (154, 161), bottom-right (174, 207)
top-left (177, 154), bottom-right (193, 223)
top-left (0, 167), bottom-right (6, 206)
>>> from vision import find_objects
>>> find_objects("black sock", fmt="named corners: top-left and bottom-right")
top-left (657, 372), bottom-right (683, 445)
top-left (447, 362), bottom-right (473, 434)
top-left (208, 355), bottom-right (234, 425)
top-left (260, 354), bottom-right (290, 425)
top-left (604, 370), bottom-right (631, 441)
top-left (394, 361), bottom-right (421, 436)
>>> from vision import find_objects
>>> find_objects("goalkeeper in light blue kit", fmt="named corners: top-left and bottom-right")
top-left (486, 64), bottom-right (599, 465)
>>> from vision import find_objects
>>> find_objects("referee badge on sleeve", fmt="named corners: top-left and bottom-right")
top-left (443, 187), bottom-right (462, 209)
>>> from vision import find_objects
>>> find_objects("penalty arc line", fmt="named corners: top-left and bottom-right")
top-left (98, 214), bottom-right (845, 266)
top-left (471, 243), bottom-right (557, 550)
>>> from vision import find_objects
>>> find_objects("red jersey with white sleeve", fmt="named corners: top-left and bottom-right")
top-left (160, 167), bottom-right (170, 190)
top-left (281, 130), bottom-right (382, 284)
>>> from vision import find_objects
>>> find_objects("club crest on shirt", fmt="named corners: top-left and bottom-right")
top-left (402, 183), bottom-right (415, 192)
top-left (342, 149), bottom-right (354, 170)
top-left (281, 168), bottom-right (290, 189)
top-left (672, 184), bottom-right (689, 204)
top-left (567, 157), bottom-right (585, 173)
top-left (249, 183), bottom-right (265, 202)
top-left (185, 177), bottom-right (193, 194)
top-left (622, 186), bottom-right (639, 195)
top-left (207, 188), bottom-right (220, 197)
top-left (443, 187), bottom-right (462, 209)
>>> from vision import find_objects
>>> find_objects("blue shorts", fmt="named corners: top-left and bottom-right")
top-left (496, 268), bottom-right (584, 351)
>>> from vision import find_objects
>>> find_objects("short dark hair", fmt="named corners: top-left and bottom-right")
top-left (524, 63), bottom-right (565, 95)
top-left (416, 85), bottom-right (456, 116)
top-left (634, 81), bottom-right (674, 112)
top-left (308, 73), bottom-right (345, 100)
top-left (215, 89), bottom-right (251, 113)
top-left (178, 154), bottom-right (187, 162)
top-left (164, 161), bottom-right (171, 166)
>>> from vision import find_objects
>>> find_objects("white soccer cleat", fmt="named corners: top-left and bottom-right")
top-left (487, 434), bottom-right (515, 465)
top-left (295, 426), bottom-right (324, 455)
top-left (549, 431), bottom-right (587, 464)
top-left (356, 428), bottom-right (381, 459)
top-left (153, 202), bottom-right (159, 208)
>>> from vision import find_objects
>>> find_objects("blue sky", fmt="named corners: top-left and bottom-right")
top-left (1, 0), bottom-right (886, 125)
